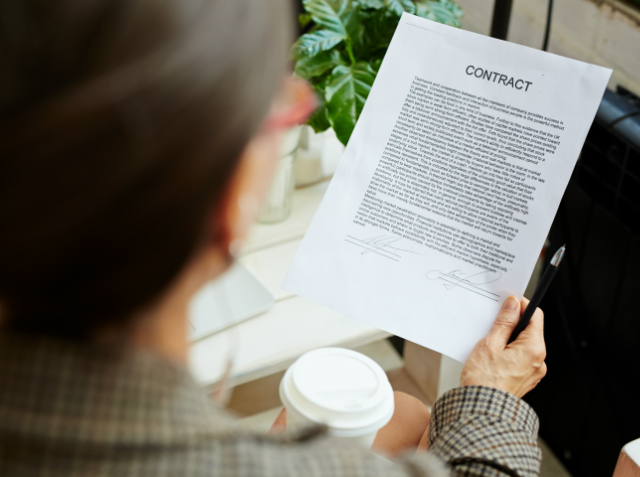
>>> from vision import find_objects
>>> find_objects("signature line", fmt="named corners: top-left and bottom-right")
top-left (437, 276), bottom-right (499, 302)
top-left (433, 272), bottom-right (500, 297)
top-left (344, 239), bottom-right (400, 262)
top-left (346, 236), bottom-right (402, 258)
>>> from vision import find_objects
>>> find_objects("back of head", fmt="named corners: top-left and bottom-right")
top-left (0, 0), bottom-right (292, 338)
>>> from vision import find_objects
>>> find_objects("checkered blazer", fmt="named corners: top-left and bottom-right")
top-left (0, 333), bottom-right (541, 476)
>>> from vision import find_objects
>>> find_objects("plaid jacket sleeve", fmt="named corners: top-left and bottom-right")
top-left (224, 385), bottom-right (540, 477)
top-left (427, 386), bottom-right (541, 477)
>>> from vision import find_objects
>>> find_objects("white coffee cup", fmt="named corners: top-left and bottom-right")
top-left (279, 347), bottom-right (395, 448)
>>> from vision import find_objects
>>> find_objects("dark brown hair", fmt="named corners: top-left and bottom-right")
top-left (0, 0), bottom-right (293, 338)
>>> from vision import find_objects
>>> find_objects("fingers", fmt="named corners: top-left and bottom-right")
top-left (486, 296), bottom-right (521, 348)
top-left (464, 297), bottom-right (549, 398)
top-left (515, 307), bottom-right (546, 359)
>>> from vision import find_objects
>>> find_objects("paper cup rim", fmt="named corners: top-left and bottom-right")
top-left (279, 348), bottom-right (395, 437)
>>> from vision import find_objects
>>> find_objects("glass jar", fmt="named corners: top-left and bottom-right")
top-left (294, 126), bottom-right (324, 186)
top-left (258, 126), bottom-right (302, 224)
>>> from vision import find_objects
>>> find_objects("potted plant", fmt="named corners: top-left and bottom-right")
top-left (293, 0), bottom-right (463, 146)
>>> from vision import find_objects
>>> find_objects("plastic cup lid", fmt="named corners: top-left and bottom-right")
top-left (280, 348), bottom-right (394, 437)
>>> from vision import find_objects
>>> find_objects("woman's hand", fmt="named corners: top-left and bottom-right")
top-left (460, 296), bottom-right (547, 398)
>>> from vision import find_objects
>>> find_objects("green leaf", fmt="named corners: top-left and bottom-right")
top-left (384, 0), bottom-right (416, 16)
top-left (325, 62), bottom-right (377, 145)
top-left (308, 100), bottom-right (332, 132)
top-left (295, 50), bottom-right (346, 79)
top-left (295, 0), bottom-right (463, 142)
top-left (353, 7), bottom-right (398, 58)
top-left (307, 78), bottom-right (332, 132)
top-left (299, 13), bottom-right (313, 28)
top-left (355, 0), bottom-right (385, 8)
top-left (293, 30), bottom-right (345, 59)
top-left (303, 0), bottom-right (356, 37)
top-left (438, 0), bottom-right (463, 19)
top-left (415, 3), bottom-right (430, 18)
top-left (428, 2), bottom-right (461, 26)
top-left (416, 0), bottom-right (463, 27)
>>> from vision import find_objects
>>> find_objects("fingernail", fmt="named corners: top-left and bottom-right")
top-left (502, 296), bottom-right (518, 311)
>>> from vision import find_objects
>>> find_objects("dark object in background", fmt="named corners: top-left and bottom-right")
top-left (490, 0), bottom-right (514, 40)
top-left (489, 0), bottom-right (554, 51)
top-left (294, 0), bottom-right (305, 36)
top-left (388, 335), bottom-right (405, 356)
top-left (525, 87), bottom-right (640, 477)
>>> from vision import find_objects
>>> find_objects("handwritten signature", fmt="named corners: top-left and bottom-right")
top-left (426, 269), bottom-right (501, 301)
top-left (345, 234), bottom-right (419, 262)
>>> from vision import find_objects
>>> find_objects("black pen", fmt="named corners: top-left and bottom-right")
top-left (508, 245), bottom-right (566, 343)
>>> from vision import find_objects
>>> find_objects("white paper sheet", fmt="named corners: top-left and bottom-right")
top-left (283, 13), bottom-right (611, 363)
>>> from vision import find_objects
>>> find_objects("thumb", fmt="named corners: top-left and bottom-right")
top-left (486, 296), bottom-right (521, 348)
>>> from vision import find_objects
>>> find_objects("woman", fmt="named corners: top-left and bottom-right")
top-left (0, 1), bottom-right (547, 475)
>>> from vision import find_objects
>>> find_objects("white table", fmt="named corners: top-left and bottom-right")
top-left (189, 179), bottom-right (390, 390)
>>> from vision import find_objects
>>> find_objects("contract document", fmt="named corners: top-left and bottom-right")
top-left (283, 13), bottom-right (611, 362)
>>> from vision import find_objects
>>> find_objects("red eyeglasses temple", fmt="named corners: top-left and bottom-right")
top-left (260, 81), bottom-right (318, 133)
